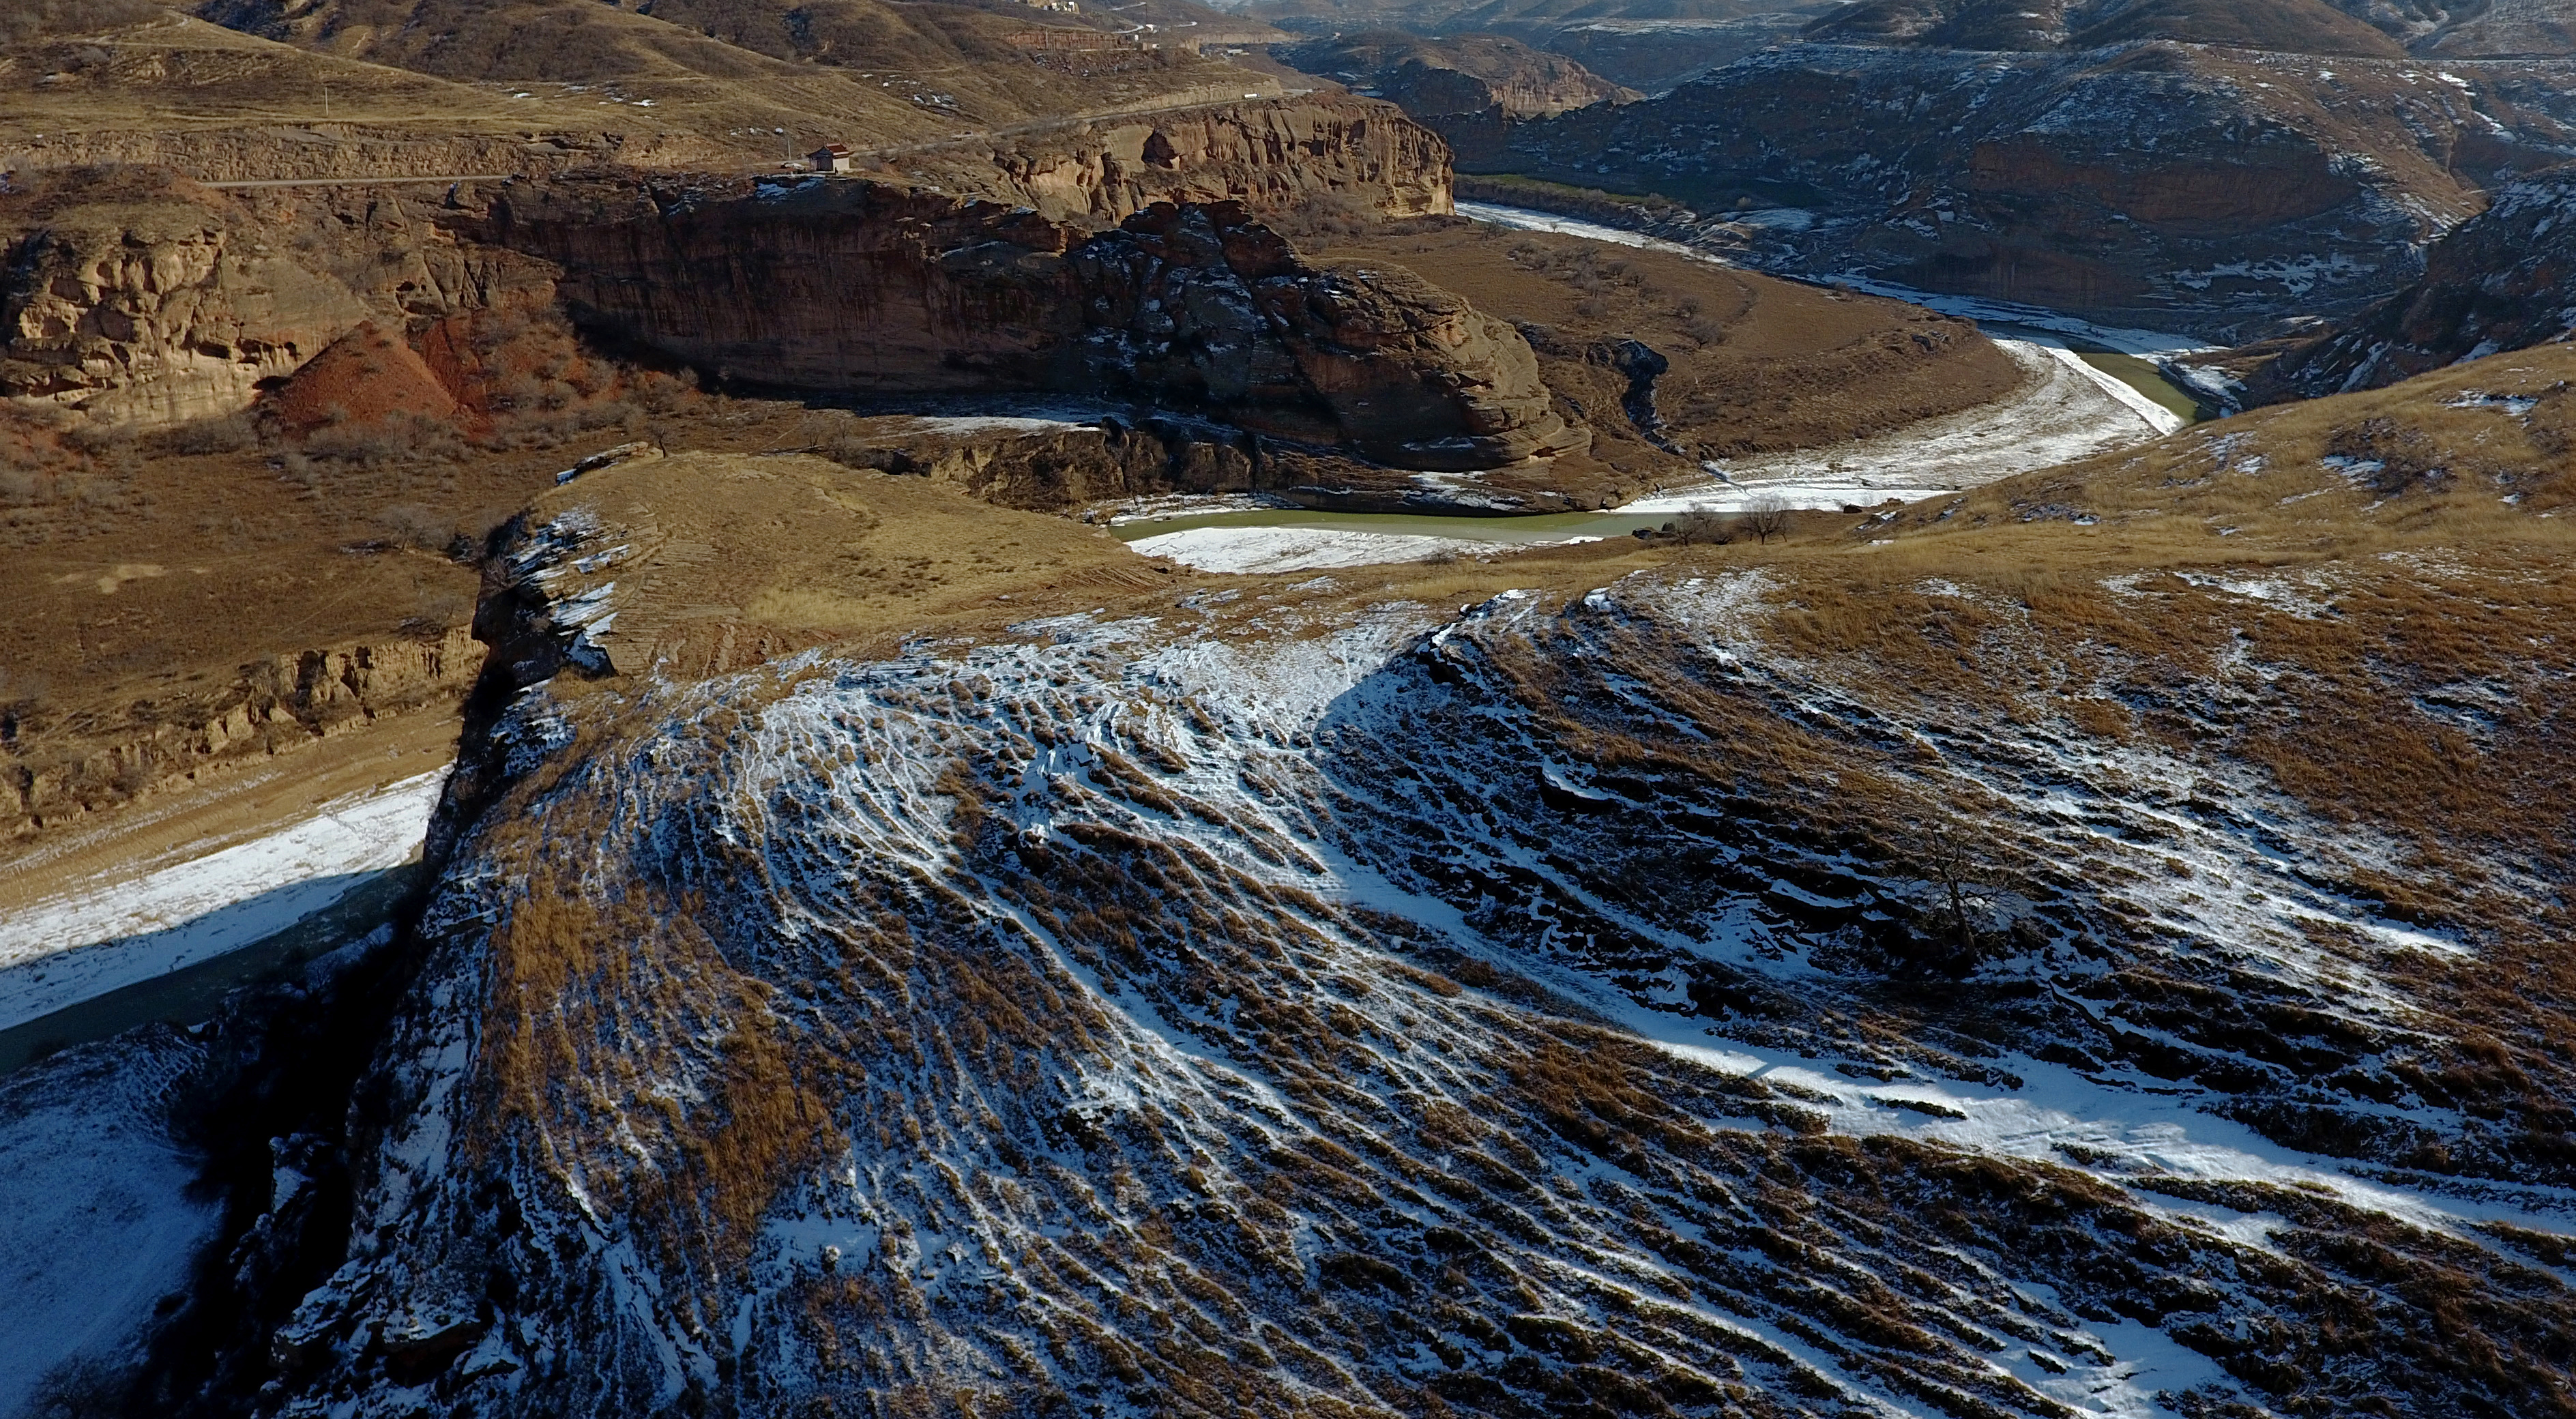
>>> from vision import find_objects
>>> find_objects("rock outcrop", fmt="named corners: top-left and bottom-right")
top-left (0, 167), bottom-right (556, 428)
top-left (2250, 162), bottom-right (2576, 396)
top-left (1, 625), bottom-right (480, 841)
top-left (888, 96), bottom-right (1456, 224)
top-left (484, 179), bottom-right (1583, 471)
top-left (0, 173), bottom-right (368, 426)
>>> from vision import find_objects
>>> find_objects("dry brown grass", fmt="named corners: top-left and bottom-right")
top-left (335, 331), bottom-right (2576, 1412)
top-left (1296, 216), bottom-right (2021, 481)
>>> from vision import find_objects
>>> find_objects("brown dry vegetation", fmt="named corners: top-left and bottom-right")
top-left (0, 0), bottom-right (1302, 188)
top-left (1296, 215), bottom-right (2023, 476)
top-left (370, 444), bottom-right (2576, 1411)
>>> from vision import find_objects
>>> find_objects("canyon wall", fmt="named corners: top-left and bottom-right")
top-left (483, 180), bottom-right (1579, 469)
top-left (1, 98), bottom-right (1457, 430)
top-left (889, 96), bottom-right (1454, 222)
top-left (1, 625), bottom-right (480, 843)
top-left (0, 168), bottom-right (555, 426)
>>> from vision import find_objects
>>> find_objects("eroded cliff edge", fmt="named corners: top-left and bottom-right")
top-left (478, 182), bottom-right (1580, 472)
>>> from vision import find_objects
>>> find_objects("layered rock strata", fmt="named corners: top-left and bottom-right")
top-left (892, 97), bottom-right (1456, 222)
top-left (485, 181), bottom-right (1583, 471)
top-left (1, 626), bottom-right (480, 842)
top-left (0, 168), bottom-right (554, 427)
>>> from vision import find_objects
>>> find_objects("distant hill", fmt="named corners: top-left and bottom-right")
top-left (1484, 42), bottom-right (2576, 337)
top-left (1279, 30), bottom-right (1640, 116)
top-left (1805, 0), bottom-right (2410, 56)
top-left (190, 0), bottom-right (1287, 134)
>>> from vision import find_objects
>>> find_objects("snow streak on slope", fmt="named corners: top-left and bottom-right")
top-left (1124, 525), bottom-right (1489, 574)
top-left (1624, 339), bottom-right (2165, 514)
top-left (279, 567), bottom-right (2576, 1418)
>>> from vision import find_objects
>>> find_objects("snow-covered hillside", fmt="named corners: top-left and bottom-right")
top-left (255, 465), bottom-right (2576, 1416)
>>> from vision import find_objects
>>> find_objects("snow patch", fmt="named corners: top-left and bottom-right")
top-left (0, 769), bottom-right (447, 1031)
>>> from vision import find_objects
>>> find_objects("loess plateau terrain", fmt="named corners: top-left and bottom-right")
top-left (68, 337), bottom-right (2576, 1419)
top-left (4, 0), bottom-right (2576, 1416)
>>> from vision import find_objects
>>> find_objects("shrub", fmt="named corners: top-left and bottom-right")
top-left (302, 411), bottom-right (466, 466)
top-left (376, 502), bottom-right (471, 557)
top-left (158, 411), bottom-right (260, 456)
top-left (1740, 491), bottom-right (1791, 544)
top-left (1669, 508), bottom-right (1731, 545)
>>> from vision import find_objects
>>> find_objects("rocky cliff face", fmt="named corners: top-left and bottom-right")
top-left (2251, 164), bottom-right (2576, 396)
top-left (0, 173), bottom-right (366, 426)
top-left (1490, 40), bottom-right (2576, 336)
top-left (889, 96), bottom-right (1456, 224)
top-left (0, 167), bottom-right (555, 428)
top-left (0, 91), bottom-right (1454, 430)
top-left (484, 181), bottom-right (1581, 471)
top-left (1, 624), bottom-right (480, 843)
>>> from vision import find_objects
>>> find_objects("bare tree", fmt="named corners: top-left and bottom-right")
top-left (1671, 507), bottom-right (1731, 545)
top-left (1913, 817), bottom-right (1982, 965)
top-left (1885, 815), bottom-right (2011, 975)
top-left (1740, 491), bottom-right (1792, 544)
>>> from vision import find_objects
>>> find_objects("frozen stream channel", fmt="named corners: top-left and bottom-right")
top-left (0, 769), bottom-right (448, 1047)
top-left (1125, 203), bottom-right (2209, 574)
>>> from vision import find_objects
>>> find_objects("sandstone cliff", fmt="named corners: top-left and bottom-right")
top-left (0, 167), bottom-right (555, 427)
top-left (0, 173), bottom-right (368, 426)
top-left (2251, 163), bottom-right (2576, 397)
top-left (1, 625), bottom-right (480, 842)
top-left (886, 96), bottom-right (1454, 223)
top-left (482, 179), bottom-right (1581, 471)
